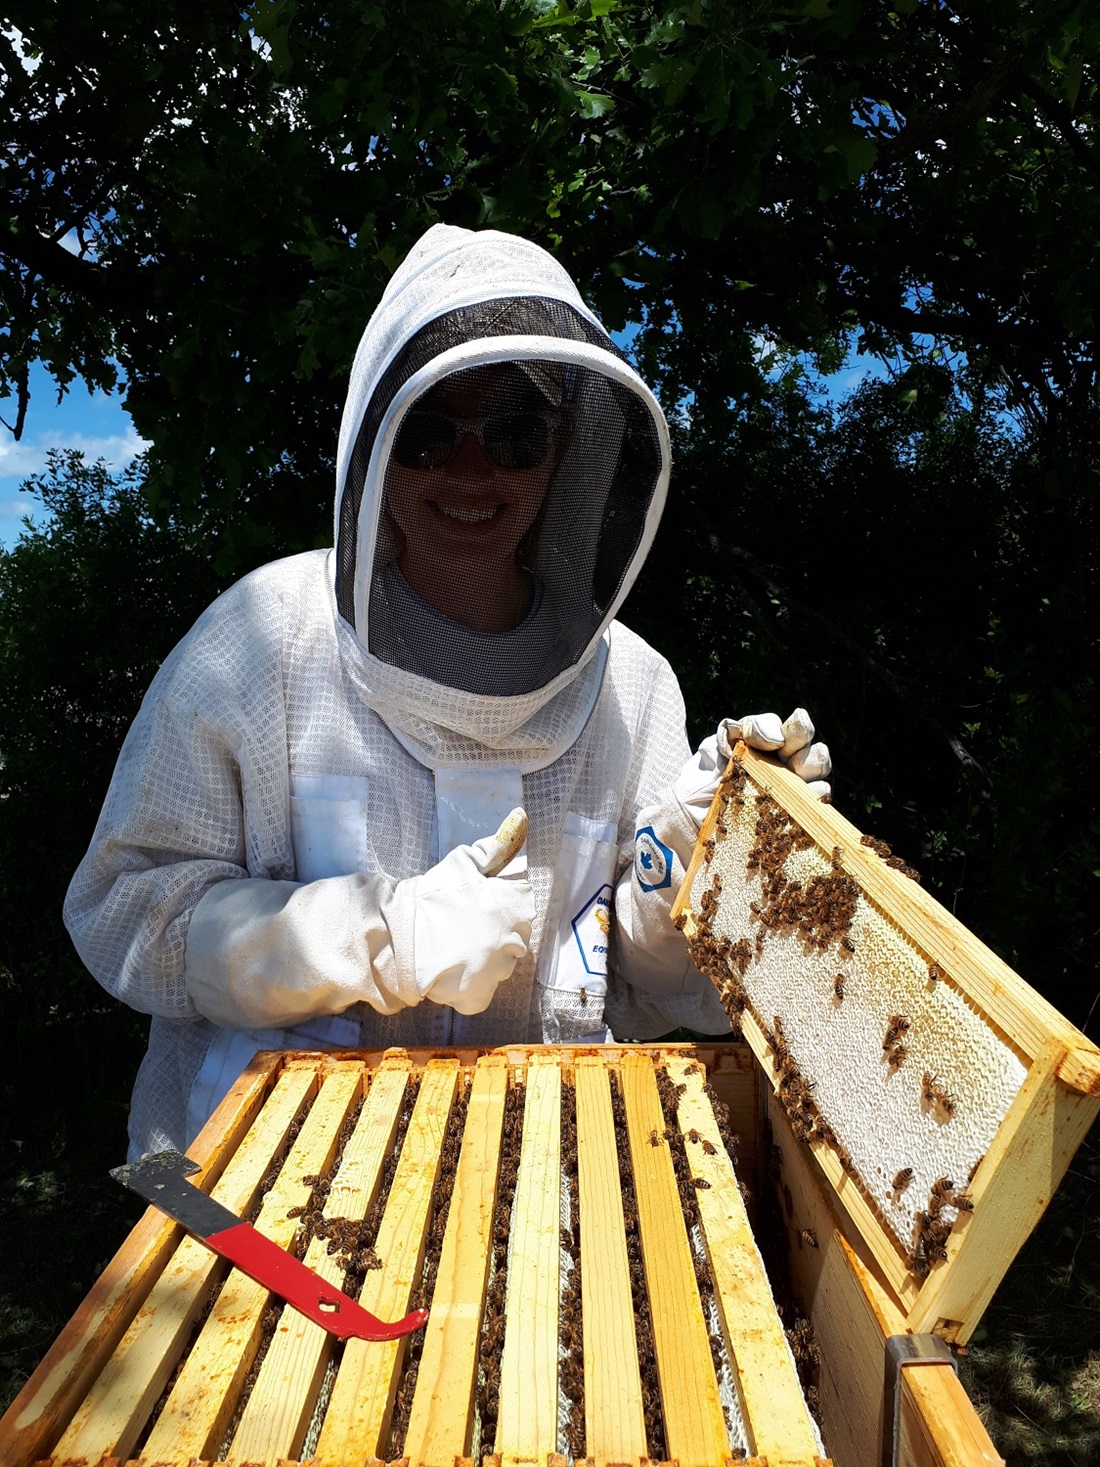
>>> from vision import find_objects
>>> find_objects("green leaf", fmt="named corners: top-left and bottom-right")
top-left (575, 89), bottom-right (616, 118)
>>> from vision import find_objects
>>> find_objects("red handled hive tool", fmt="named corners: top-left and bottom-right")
top-left (111, 1149), bottom-right (428, 1342)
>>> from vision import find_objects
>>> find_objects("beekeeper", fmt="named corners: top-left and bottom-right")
top-left (64, 226), bottom-right (830, 1160)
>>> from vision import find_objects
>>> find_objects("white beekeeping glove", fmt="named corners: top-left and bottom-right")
top-left (184, 809), bottom-right (534, 1027)
top-left (409, 808), bottom-right (534, 1014)
top-left (674, 708), bottom-right (832, 829)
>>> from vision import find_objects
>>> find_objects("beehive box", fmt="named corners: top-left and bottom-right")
top-left (1, 1045), bottom-right (835, 1467)
top-left (5, 745), bottom-right (1092, 1467)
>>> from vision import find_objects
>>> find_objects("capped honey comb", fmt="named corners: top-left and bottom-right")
top-left (674, 743), bottom-right (1100, 1323)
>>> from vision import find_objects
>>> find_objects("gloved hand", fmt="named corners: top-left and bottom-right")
top-left (411, 808), bottom-right (534, 1014)
top-left (674, 709), bottom-right (832, 829)
top-left (184, 807), bottom-right (534, 1029)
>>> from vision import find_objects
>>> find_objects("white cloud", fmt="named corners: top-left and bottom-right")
top-left (0, 491), bottom-right (47, 520)
top-left (0, 428), bottom-right (149, 483)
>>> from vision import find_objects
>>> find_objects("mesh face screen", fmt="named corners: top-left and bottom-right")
top-left (335, 298), bottom-right (663, 696)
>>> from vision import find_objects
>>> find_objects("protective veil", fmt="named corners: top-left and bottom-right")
top-left (64, 225), bottom-right (728, 1159)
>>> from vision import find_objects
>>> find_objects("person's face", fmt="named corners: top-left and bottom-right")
top-left (384, 365), bottom-right (564, 582)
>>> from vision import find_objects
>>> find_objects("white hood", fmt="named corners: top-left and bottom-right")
top-left (330, 224), bottom-right (671, 773)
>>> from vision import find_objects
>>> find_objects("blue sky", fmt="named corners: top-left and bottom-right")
top-left (0, 362), bottom-right (148, 549)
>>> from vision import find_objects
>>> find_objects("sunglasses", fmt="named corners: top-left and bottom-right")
top-left (393, 408), bottom-right (560, 471)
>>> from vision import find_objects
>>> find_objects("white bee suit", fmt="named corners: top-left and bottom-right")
top-left (64, 225), bottom-right (729, 1160)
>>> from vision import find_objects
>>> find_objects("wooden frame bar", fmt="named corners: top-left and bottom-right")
top-left (620, 1052), bottom-right (729, 1467)
top-left (495, 1053), bottom-right (562, 1465)
top-left (664, 1054), bottom-right (820, 1464)
top-left (574, 1054), bottom-right (648, 1466)
top-left (316, 1057), bottom-right (461, 1463)
top-left (401, 1053), bottom-right (508, 1465)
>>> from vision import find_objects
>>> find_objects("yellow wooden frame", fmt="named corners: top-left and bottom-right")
top-left (672, 743), bottom-right (1100, 1345)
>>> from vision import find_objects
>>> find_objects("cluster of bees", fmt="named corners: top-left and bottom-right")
top-left (784, 1312), bottom-right (823, 1420)
top-left (559, 1081), bottom-right (585, 1462)
top-left (684, 875), bottom-right (752, 1026)
top-left (743, 797), bottom-right (861, 960)
top-left (610, 1071), bottom-right (667, 1461)
top-left (768, 1017), bottom-right (856, 1176)
top-left (859, 831), bottom-right (922, 882)
top-left (287, 1082), bottom-right (424, 1285)
top-left (477, 1082), bottom-right (525, 1448)
top-left (910, 1174), bottom-right (974, 1276)
top-left (703, 764), bottom-right (748, 854)
top-left (921, 1069), bottom-right (958, 1120)
top-left (882, 1013), bottom-right (911, 1072)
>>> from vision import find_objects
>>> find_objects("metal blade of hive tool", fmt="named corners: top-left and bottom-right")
top-left (110, 1150), bottom-right (429, 1342)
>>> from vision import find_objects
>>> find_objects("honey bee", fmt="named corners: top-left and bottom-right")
top-left (841, 935), bottom-right (855, 954)
top-left (771, 1016), bottom-right (791, 1067)
top-left (686, 1128), bottom-right (701, 1145)
top-left (887, 1045), bottom-right (908, 1071)
top-left (930, 1176), bottom-right (955, 1202)
top-left (800, 1228), bottom-right (818, 1248)
top-left (692, 1176), bottom-right (711, 1190)
top-left (833, 974), bottom-right (846, 1001)
top-left (892, 1168), bottom-right (914, 1192)
top-left (648, 1128), bottom-right (660, 1147)
top-left (700, 1137), bottom-right (717, 1155)
top-left (578, 987), bottom-right (588, 1005)
top-left (922, 1072), bottom-right (957, 1119)
top-left (953, 1191), bottom-right (975, 1212)
top-left (883, 1015), bottom-right (911, 1048)
top-left (928, 962), bottom-right (943, 985)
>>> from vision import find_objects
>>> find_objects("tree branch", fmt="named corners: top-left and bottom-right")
top-left (0, 364), bottom-right (29, 441)
top-left (1018, 78), bottom-right (1100, 182)
top-left (0, 217), bottom-right (145, 308)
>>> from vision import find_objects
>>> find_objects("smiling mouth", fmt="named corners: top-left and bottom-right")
top-left (434, 502), bottom-right (502, 524)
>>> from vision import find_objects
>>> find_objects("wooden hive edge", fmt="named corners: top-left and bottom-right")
top-left (29, 1457), bottom-right (828, 1466)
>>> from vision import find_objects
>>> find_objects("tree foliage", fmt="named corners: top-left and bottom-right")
top-left (2, 1), bottom-right (1099, 559)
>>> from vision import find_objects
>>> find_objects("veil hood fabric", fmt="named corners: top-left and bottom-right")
top-left (331, 225), bottom-right (671, 772)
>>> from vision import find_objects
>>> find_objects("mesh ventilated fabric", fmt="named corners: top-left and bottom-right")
top-left (64, 225), bottom-right (726, 1157)
top-left (333, 226), bottom-right (671, 771)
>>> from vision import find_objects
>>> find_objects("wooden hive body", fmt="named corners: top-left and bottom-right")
top-left (1, 1045), bottom-right (831, 1467)
top-left (5, 753), bottom-right (1089, 1467)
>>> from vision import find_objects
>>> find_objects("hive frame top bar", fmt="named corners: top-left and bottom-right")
top-left (671, 743), bottom-right (1100, 1342)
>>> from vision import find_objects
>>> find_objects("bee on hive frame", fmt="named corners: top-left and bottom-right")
top-left (892, 1167), bottom-right (914, 1192)
top-left (883, 1014), bottom-right (911, 1050)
